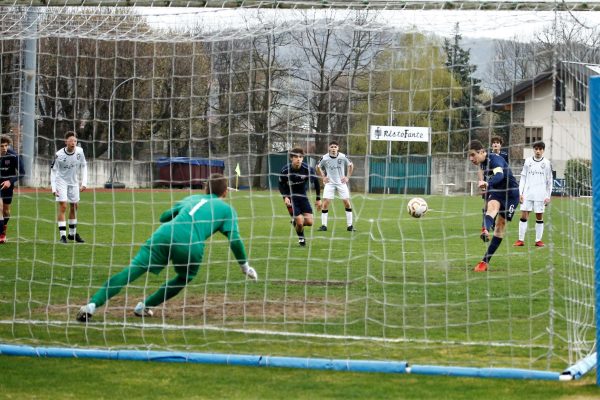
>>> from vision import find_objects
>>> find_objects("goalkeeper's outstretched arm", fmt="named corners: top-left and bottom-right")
top-left (225, 230), bottom-right (257, 280)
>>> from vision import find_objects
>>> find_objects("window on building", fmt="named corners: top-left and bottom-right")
top-left (554, 80), bottom-right (566, 111)
top-left (525, 127), bottom-right (542, 145)
top-left (573, 77), bottom-right (587, 112)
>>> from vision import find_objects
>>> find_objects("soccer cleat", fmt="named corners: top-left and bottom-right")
top-left (76, 304), bottom-right (95, 322)
top-left (134, 302), bottom-right (154, 317)
top-left (68, 233), bottom-right (85, 243)
top-left (473, 261), bottom-right (488, 272)
top-left (318, 225), bottom-right (327, 231)
top-left (59, 236), bottom-right (68, 244)
top-left (480, 229), bottom-right (490, 242)
top-left (513, 240), bottom-right (525, 247)
top-left (347, 225), bottom-right (356, 232)
top-left (535, 240), bottom-right (545, 247)
top-left (298, 237), bottom-right (306, 247)
top-left (0, 233), bottom-right (5, 244)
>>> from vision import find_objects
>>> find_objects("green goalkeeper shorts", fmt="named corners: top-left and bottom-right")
top-left (130, 231), bottom-right (204, 279)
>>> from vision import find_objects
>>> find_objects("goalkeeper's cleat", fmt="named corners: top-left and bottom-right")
top-left (535, 240), bottom-right (545, 247)
top-left (133, 302), bottom-right (154, 317)
top-left (59, 236), bottom-right (68, 244)
top-left (347, 225), bottom-right (356, 232)
top-left (513, 240), bottom-right (525, 247)
top-left (473, 261), bottom-right (488, 272)
top-left (480, 228), bottom-right (490, 242)
top-left (240, 263), bottom-right (258, 281)
top-left (68, 233), bottom-right (85, 243)
top-left (298, 237), bottom-right (306, 247)
top-left (318, 225), bottom-right (327, 231)
top-left (76, 304), bottom-right (96, 322)
top-left (0, 233), bottom-right (5, 244)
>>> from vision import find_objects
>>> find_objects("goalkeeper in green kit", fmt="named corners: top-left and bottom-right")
top-left (76, 173), bottom-right (257, 322)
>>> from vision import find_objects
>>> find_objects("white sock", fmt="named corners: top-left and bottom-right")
top-left (518, 220), bottom-right (527, 241)
top-left (535, 220), bottom-right (544, 242)
top-left (321, 211), bottom-right (328, 227)
top-left (68, 219), bottom-right (77, 236)
top-left (346, 210), bottom-right (353, 226)
top-left (86, 303), bottom-right (96, 315)
top-left (58, 221), bottom-right (67, 237)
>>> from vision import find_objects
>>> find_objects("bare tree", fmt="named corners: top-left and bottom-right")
top-left (489, 19), bottom-right (600, 94)
top-left (290, 10), bottom-right (385, 154)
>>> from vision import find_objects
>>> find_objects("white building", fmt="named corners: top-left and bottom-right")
top-left (487, 62), bottom-right (599, 178)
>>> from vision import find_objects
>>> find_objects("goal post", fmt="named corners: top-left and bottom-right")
top-left (0, 1), bottom-right (599, 384)
top-left (590, 74), bottom-right (600, 387)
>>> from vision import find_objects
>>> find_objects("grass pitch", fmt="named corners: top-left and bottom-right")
top-left (0, 189), bottom-right (594, 376)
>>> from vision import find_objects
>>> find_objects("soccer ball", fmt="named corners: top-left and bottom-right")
top-left (407, 197), bottom-right (428, 218)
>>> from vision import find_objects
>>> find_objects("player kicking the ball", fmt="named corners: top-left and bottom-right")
top-left (76, 174), bottom-right (257, 322)
top-left (468, 140), bottom-right (519, 272)
top-left (278, 148), bottom-right (322, 247)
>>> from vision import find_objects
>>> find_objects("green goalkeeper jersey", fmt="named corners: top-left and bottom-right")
top-left (154, 193), bottom-right (247, 264)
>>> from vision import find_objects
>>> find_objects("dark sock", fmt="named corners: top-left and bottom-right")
top-left (484, 215), bottom-right (495, 231)
top-left (483, 236), bottom-right (503, 263)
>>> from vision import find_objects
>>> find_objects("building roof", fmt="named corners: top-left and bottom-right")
top-left (485, 62), bottom-right (600, 111)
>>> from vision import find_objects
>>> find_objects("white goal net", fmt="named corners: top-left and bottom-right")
top-left (1, 1), bottom-right (598, 377)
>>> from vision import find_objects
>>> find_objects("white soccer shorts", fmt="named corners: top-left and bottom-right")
top-left (520, 199), bottom-right (545, 213)
top-left (54, 181), bottom-right (80, 203)
top-left (323, 183), bottom-right (350, 200)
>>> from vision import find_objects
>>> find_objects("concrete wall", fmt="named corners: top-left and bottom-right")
top-left (28, 154), bottom-right (522, 197)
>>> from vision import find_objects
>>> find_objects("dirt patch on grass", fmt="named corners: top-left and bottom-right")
top-left (45, 293), bottom-right (347, 323)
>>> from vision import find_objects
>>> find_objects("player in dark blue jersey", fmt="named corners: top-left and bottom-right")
top-left (468, 140), bottom-right (519, 272)
top-left (279, 148), bottom-right (321, 247)
top-left (477, 135), bottom-right (509, 235)
top-left (0, 135), bottom-right (25, 243)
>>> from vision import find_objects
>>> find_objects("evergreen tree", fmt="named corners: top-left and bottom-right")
top-left (443, 23), bottom-right (483, 152)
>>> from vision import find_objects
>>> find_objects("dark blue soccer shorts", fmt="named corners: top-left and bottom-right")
top-left (487, 191), bottom-right (519, 222)
top-left (290, 195), bottom-right (313, 217)
top-left (0, 187), bottom-right (14, 205)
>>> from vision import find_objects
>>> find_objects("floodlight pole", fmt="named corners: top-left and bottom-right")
top-left (105, 77), bottom-right (135, 189)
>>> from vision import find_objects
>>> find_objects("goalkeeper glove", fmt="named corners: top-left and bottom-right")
top-left (240, 262), bottom-right (258, 281)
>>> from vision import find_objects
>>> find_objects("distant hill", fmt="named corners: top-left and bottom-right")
top-left (461, 37), bottom-right (500, 94)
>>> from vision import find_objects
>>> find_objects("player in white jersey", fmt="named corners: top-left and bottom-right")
top-left (513, 141), bottom-right (553, 247)
top-left (51, 131), bottom-right (88, 243)
top-left (316, 141), bottom-right (355, 232)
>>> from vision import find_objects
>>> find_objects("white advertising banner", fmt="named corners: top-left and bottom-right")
top-left (369, 125), bottom-right (430, 142)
